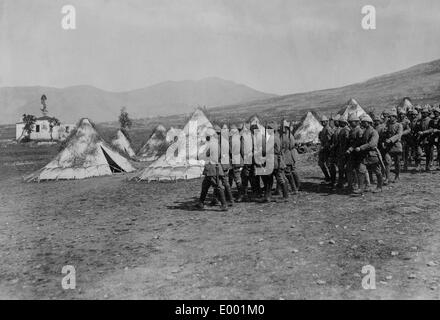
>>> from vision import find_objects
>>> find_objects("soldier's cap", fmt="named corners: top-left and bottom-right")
top-left (433, 106), bottom-right (440, 114)
top-left (244, 123), bottom-right (251, 130)
top-left (382, 110), bottom-right (390, 116)
top-left (222, 124), bottom-right (228, 130)
top-left (415, 104), bottom-right (422, 110)
top-left (237, 123), bottom-right (244, 130)
top-left (250, 124), bottom-right (260, 131)
top-left (388, 109), bottom-right (398, 117)
top-left (230, 124), bottom-right (238, 130)
top-left (408, 108), bottom-right (418, 115)
top-left (320, 115), bottom-right (329, 122)
top-left (266, 121), bottom-right (279, 130)
top-left (372, 114), bottom-right (382, 122)
top-left (213, 124), bottom-right (222, 133)
top-left (360, 114), bottom-right (373, 123)
top-left (338, 115), bottom-right (348, 123)
top-left (422, 105), bottom-right (430, 113)
top-left (332, 114), bottom-right (341, 121)
top-left (283, 119), bottom-right (290, 128)
top-left (205, 127), bottom-right (217, 137)
top-left (347, 113), bottom-right (359, 122)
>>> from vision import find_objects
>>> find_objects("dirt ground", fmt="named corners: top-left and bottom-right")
top-left (0, 141), bottom-right (439, 300)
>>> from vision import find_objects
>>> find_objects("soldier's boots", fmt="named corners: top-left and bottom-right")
top-left (373, 174), bottom-right (383, 193)
top-left (224, 182), bottom-right (234, 206)
top-left (217, 188), bottom-right (228, 211)
top-left (286, 173), bottom-right (298, 194)
top-left (235, 183), bottom-right (243, 202)
top-left (280, 182), bottom-right (289, 202)
top-left (352, 174), bottom-right (366, 196)
top-left (292, 171), bottom-right (301, 190)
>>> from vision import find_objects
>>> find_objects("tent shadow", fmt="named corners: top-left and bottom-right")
top-left (298, 181), bottom-right (348, 195)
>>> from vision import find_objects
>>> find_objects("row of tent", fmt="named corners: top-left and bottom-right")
top-left (24, 98), bottom-right (367, 182)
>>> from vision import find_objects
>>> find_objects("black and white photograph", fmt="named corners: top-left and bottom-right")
top-left (1, 0), bottom-right (440, 304)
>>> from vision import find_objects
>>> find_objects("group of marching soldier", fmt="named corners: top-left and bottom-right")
top-left (318, 103), bottom-right (440, 196)
top-left (195, 102), bottom-right (440, 210)
top-left (196, 121), bottom-right (300, 211)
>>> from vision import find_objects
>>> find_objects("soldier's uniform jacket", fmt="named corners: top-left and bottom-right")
top-left (400, 118), bottom-right (411, 143)
top-left (429, 116), bottom-right (440, 144)
top-left (203, 138), bottom-right (225, 177)
top-left (358, 126), bottom-right (380, 164)
top-left (273, 132), bottom-right (286, 170)
top-left (347, 125), bottom-right (364, 162)
top-left (281, 131), bottom-right (295, 166)
top-left (318, 125), bottom-right (334, 151)
top-left (335, 126), bottom-right (350, 157)
top-left (329, 126), bottom-right (341, 158)
top-left (384, 122), bottom-right (403, 153)
top-left (229, 130), bottom-right (243, 168)
top-left (414, 117), bottom-right (434, 145)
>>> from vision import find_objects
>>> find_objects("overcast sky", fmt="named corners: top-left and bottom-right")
top-left (1, 0), bottom-right (440, 94)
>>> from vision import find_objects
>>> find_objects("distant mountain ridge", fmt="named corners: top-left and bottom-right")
top-left (0, 77), bottom-right (276, 124)
top-left (205, 58), bottom-right (440, 124)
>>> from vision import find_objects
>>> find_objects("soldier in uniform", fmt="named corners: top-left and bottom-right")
top-left (318, 115), bottom-right (335, 182)
top-left (335, 115), bottom-right (350, 189)
top-left (345, 113), bottom-right (363, 193)
top-left (328, 114), bottom-right (341, 188)
top-left (430, 106), bottom-right (440, 170)
top-left (196, 127), bottom-right (228, 211)
top-left (210, 125), bottom-right (234, 206)
top-left (382, 109), bottom-right (403, 182)
top-left (262, 122), bottom-right (289, 202)
top-left (398, 109), bottom-right (412, 172)
top-left (228, 124), bottom-right (244, 201)
top-left (240, 123), bottom-right (258, 201)
top-left (352, 114), bottom-right (383, 193)
top-left (281, 120), bottom-right (299, 194)
top-left (405, 109), bottom-right (419, 170)
top-left (414, 105), bottom-right (435, 172)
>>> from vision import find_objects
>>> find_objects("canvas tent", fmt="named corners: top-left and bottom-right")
top-left (133, 109), bottom-right (213, 181)
top-left (293, 112), bottom-right (323, 144)
top-left (112, 129), bottom-right (136, 158)
top-left (25, 118), bottom-right (135, 182)
top-left (397, 97), bottom-right (413, 113)
top-left (337, 98), bottom-right (366, 118)
top-left (137, 125), bottom-right (169, 162)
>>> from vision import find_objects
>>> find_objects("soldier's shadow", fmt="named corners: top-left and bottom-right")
top-left (299, 181), bottom-right (347, 195)
top-left (166, 196), bottom-right (229, 212)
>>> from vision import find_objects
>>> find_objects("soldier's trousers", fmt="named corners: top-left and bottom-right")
top-left (318, 149), bottom-right (331, 180)
top-left (284, 164), bottom-right (298, 192)
top-left (402, 141), bottom-right (413, 170)
top-left (262, 169), bottom-right (288, 201)
top-left (228, 166), bottom-right (242, 190)
top-left (415, 144), bottom-right (432, 169)
top-left (346, 159), bottom-right (359, 190)
top-left (358, 161), bottom-right (382, 190)
top-left (328, 156), bottom-right (338, 185)
top-left (384, 152), bottom-right (402, 179)
top-left (199, 176), bottom-right (227, 207)
top-left (336, 155), bottom-right (347, 187)
top-left (241, 165), bottom-right (261, 198)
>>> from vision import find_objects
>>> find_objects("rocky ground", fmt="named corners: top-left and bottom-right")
top-left (0, 141), bottom-right (439, 299)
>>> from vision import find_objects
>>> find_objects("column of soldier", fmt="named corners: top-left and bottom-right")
top-left (196, 121), bottom-right (299, 211)
top-left (195, 104), bottom-right (440, 211)
top-left (318, 104), bottom-right (440, 197)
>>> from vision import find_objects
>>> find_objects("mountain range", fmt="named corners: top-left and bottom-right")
top-left (0, 77), bottom-right (276, 124)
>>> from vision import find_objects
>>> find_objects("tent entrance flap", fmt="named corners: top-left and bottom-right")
top-left (101, 147), bottom-right (124, 173)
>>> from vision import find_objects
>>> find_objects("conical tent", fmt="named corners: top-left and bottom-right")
top-left (112, 129), bottom-right (136, 158)
top-left (134, 109), bottom-right (213, 181)
top-left (293, 112), bottom-right (323, 144)
top-left (137, 125), bottom-right (170, 162)
top-left (337, 98), bottom-right (366, 118)
top-left (397, 97), bottom-right (413, 113)
top-left (25, 118), bottom-right (135, 181)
